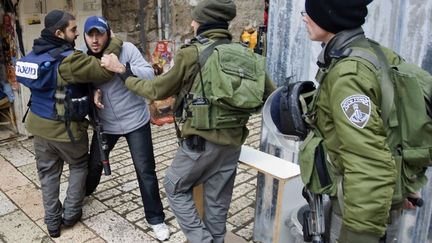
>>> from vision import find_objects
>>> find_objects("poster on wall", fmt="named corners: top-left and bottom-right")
top-left (149, 40), bottom-right (176, 126)
top-left (26, 16), bottom-right (41, 25)
top-left (2, 13), bottom-right (19, 90)
top-left (151, 40), bottom-right (175, 73)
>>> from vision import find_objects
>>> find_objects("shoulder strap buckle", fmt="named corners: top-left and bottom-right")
top-left (48, 45), bottom-right (72, 60)
top-left (329, 48), bottom-right (352, 59)
top-left (195, 35), bottom-right (210, 44)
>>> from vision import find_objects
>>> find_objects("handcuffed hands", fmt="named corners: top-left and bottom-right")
top-left (101, 53), bottom-right (125, 74)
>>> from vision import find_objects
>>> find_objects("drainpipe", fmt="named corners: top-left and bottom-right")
top-left (163, 0), bottom-right (170, 40)
top-left (157, 0), bottom-right (162, 40)
top-left (139, 0), bottom-right (148, 53)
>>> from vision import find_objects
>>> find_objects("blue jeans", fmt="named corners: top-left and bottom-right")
top-left (86, 122), bottom-right (165, 224)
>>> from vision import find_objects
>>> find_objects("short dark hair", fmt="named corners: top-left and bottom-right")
top-left (45, 10), bottom-right (76, 33)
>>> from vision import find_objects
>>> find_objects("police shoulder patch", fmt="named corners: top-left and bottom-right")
top-left (340, 94), bottom-right (371, 128)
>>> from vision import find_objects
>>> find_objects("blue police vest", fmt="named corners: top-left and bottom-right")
top-left (16, 48), bottom-right (89, 121)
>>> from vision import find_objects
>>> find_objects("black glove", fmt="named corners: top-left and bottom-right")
top-left (118, 62), bottom-right (135, 81)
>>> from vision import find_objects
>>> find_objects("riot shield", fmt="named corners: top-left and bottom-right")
top-left (254, 87), bottom-right (308, 243)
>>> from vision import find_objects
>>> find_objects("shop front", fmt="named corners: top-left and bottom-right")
top-left (0, 0), bottom-right (102, 142)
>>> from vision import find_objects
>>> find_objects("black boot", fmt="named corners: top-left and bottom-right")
top-left (63, 211), bottom-right (82, 228)
top-left (47, 226), bottom-right (60, 238)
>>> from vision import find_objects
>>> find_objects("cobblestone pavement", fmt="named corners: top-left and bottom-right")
top-left (0, 115), bottom-right (263, 243)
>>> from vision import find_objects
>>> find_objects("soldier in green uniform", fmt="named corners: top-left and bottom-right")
top-left (101, 1), bottom-right (275, 242)
top-left (301, 0), bottom-right (409, 242)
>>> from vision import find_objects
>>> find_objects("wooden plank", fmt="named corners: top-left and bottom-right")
top-left (193, 184), bottom-right (204, 218)
top-left (192, 185), bottom-right (248, 243)
top-left (239, 145), bottom-right (300, 180)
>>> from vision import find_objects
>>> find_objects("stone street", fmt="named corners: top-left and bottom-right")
top-left (0, 115), bottom-right (262, 243)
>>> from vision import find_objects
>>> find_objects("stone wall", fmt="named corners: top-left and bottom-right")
top-left (102, 0), bottom-right (264, 58)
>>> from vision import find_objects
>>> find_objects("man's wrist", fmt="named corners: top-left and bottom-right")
top-left (118, 64), bottom-right (126, 74)
top-left (118, 62), bottom-right (134, 81)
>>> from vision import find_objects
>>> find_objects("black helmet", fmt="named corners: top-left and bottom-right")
top-left (270, 81), bottom-right (316, 140)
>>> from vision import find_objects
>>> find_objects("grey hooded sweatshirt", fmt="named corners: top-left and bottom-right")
top-left (96, 42), bottom-right (154, 134)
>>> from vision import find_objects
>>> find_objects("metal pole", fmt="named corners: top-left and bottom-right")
top-left (138, 0), bottom-right (148, 53)
top-left (163, 0), bottom-right (170, 40)
top-left (157, 0), bottom-right (162, 40)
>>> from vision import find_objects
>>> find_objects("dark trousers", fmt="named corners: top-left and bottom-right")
top-left (164, 138), bottom-right (241, 243)
top-left (34, 135), bottom-right (88, 229)
top-left (86, 122), bottom-right (165, 224)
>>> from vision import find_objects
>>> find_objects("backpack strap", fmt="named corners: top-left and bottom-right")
top-left (48, 45), bottom-right (73, 60)
top-left (368, 43), bottom-right (394, 128)
top-left (172, 38), bottom-right (230, 113)
top-left (347, 49), bottom-right (380, 69)
top-left (195, 35), bottom-right (210, 44)
top-left (51, 46), bottom-right (77, 143)
top-left (197, 38), bottom-right (231, 69)
top-left (343, 42), bottom-right (394, 128)
top-left (53, 47), bottom-right (74, 120)
top-left (172, 38), bottom-right (231, 139)
top-left (196, 38), bottom-right (231, 97)
top-left (22, 97), bottom-right (31, 123)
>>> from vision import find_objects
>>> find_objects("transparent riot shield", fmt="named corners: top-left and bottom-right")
top-left (397, 169), bottom-right (432, 242)
top-left (256, 87), bottom-right (432, 243)
top-left (253, 87), bottom-right (307, 243)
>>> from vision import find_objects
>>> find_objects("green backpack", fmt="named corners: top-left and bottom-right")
top-left (301, 40), bottom-right (432, 203)
top-left (351, 41), bottom-right (432, 203)
top-left (178, 38), bottom-right (266, 130)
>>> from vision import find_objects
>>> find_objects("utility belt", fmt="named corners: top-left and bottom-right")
top-left (182, 135), bottom-right (206, 152)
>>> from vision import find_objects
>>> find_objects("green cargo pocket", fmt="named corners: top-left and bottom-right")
top-left (191, 102), bottom-right (211, 129)
top-left (402, 148), bottom-right (432, 168)
top-left (212, 44), bottom-right (265, 110)
top-left (391, 155), bottom-right (403, 205)
top-left (299, 131), bottom-right (335, 195)
top-left (401, 158), bottom-right (428, 195)
top-left (209, 105), bottom-right (250, 129)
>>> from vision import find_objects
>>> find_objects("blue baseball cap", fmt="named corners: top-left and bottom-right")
top-left (84, 16), bottom-right (109, 34)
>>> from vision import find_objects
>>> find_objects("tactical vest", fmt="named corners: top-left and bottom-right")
top-left (175, 37), bottom-right (266, 130)
top-left (16, 48), bottom-right (90, 140)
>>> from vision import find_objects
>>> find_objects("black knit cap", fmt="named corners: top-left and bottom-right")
top-left (191, 0), bottom-right (236, 24)
top-left (305, 0), bottom-right (372, 33)
top-left (44, 10), bottom-right (66, 29)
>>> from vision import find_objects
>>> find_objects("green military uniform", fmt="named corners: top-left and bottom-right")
top-left (124, 29), bottom-right (275, 146)
top-left (124, 28), bottom-right (275, 243)
top-left (25, 37), bottom-right (123, 142)
top-left (313, 28), bottom-right (403, 242)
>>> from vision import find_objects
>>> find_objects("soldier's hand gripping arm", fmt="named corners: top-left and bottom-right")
top-left (101, 47), bottom-right (196, 101)
top-left (101, 53), bottom-right (126, 74)
top-left (58, 37), bottom-right (123, 85)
